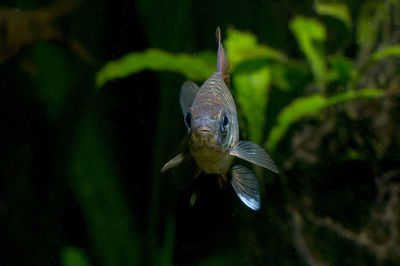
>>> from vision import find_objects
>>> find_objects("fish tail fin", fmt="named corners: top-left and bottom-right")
top-left (216, 27), bottom-right (230, 87)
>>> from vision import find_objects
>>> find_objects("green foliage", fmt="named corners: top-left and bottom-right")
top-left (32, 43), bottom-right (77, 120)
top-left (224, 28), bottom-right (287, 71)
top-left (327, 56), bottom-right (354, 85)
top-left (96, 9), bottom-right (392, 156)
top-left (4, 0), bottom-right (400, 265)
top-left (61, 246), bottom-right (92, 266)
top-left (267, 88), bottom-right (384, 151)
top-left (70, 113), bottom-right (142, 266)
top-left (290, 16), bottom-right (327, 90)
top-left (95, 28), bottom-right (287, 89)
top-left (3, 0), bottom-right (399, 265)
top-left (356, 0), bottom-right (384, 54)
top-left (96, 49), bottom-right (215, 87)
top-left (352, 45), bottom-right (400, 86)
top-left (270, 61), bottom-right (311, 91)
top-left (233, 65), bottom-right (271, 145)
top-left (369, 45), bottom-right (400, 64)
top-left (314, 1), bottom-right (352, 28)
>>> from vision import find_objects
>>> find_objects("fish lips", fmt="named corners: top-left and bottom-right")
top-left (195, 127), bottom-right (212, 137)
top-left (190, 126), bottom-right (217, 145)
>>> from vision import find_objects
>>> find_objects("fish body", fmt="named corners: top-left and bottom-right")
top-left (162, 27), bottom-right (278, 210)
top-left (188, 72), bottom-right (237, 174)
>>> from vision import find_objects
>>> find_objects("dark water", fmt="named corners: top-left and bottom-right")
top-left (1, 0), bottom-right (399, 265)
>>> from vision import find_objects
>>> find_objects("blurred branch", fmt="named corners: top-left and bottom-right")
top-left (0, 0), bottom-right (94, 64)
top-left (306, 171), bottom-right (400, 262)
top-left (288, 206), bottom-right (325, 266)
top-left (308, 213), bottom-right (378, 253)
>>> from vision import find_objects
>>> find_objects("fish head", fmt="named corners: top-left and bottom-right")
top-left (184, 104), bottom-right (231, 151)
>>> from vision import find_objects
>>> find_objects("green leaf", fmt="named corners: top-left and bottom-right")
top-left (356, 0), bottom-right (383, 54)
top-left (270, 63), bottom-right (291, 91)
top-left (61, 246), bottom-right (91, 266)
top-left (270, 60), bottom-right (311, 91)
top-left (370, 45), bottom-right (400, 62)
top-left (314, 1), bottom-right (352, 28)
top-left (70, 113), bottom-right (143, 266)
top-left (356, 45), bottom-right (400, 79)
top-left (267, 94), bottom-right (327, 152)
top-left (289, 16), bottom-right (327, 90)
top-left (327, 56), bottom-right (354, 85)
top-left (267, 89), bottom-right (384, 151)
top-left (326, 88), bottom-right (384, 105)
top-left (233, 64), bottom-right (271, 145)
top-left (96, 48), bottom-right (215, 87)
top-left (32, 43), bottom-right (76, 120)
top-left (225, 28), bottom-right (287, 71)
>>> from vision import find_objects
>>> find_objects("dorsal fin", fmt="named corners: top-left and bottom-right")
top-left (216, 27), bottom-right (230, 87)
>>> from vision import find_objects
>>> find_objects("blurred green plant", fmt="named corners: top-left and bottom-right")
top-left (223, 28), bottom-right (287, 71)
top-left (61, 246), bottom-right (92, 266)
top-left (95, 15), bottom-right (400, 155)
top-left (62, 0), bottom-right (400, 265)
top-left (314, 0), bottom-right (352, 28)
top-left (233, 65), bottom-right (271, 145)
top-left (70, 113), bottom-right (142, 266)
top-left (289, 16), bottom-right (327, 91)
top-left (96, 49), bottom-right (215, 87)
top-left (226, 29), bottom-right (286, 145)
top-left (32, 43), bottom-right (78, 120)
top-left (266, 88), bottom-right (384, 151)
top-left (8, 0), bottom-right (400, 265)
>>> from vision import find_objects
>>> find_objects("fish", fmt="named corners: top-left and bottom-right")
top-left (161, 27), bottom-right (278, 210)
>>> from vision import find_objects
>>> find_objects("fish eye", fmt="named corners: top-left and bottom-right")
top-left (221, 115), bottom-right (228, 132)
top-left (185, 112), bottom-right (192, 129)
top-left (223, 115), bottom-right (229, 127)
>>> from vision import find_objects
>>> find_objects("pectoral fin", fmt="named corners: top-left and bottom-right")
top-left (161, 152), bottom-right (201, 188)
top-left (230, 141), bottom-right (279, 173)
top-left (231, 165), bottom-right (260, 210)
top-left (161, 153), bottom-right (186, 172)
top-left (179, 80), bottom-right (200, 115)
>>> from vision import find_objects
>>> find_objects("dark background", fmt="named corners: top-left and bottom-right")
top-left (0, 0), bottom-right (399, 265)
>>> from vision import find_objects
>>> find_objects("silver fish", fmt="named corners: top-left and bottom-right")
top-left (161, 27), bottom-right (278, 210)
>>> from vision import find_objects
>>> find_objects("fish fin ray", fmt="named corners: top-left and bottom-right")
top-left (230, 141), bottom-right (279, 173)
top-left (190, 191), bottom-right (198, 208)
top-left (216, 27), bottom-right (230, 87)
top-left (161, 153), bottom-right (186, 172)
top-left (179, 80), bottom-right (200, 115)
top-left (231, 165), bottom-right (260, 210)
top-left (190, 181), bottom-right (202, 208)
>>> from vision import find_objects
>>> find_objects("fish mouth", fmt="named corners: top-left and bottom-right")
top-left (195, 127), bottom-right (212, 137)
top-left (190, 127), bottom-right (221, 150)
